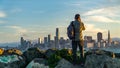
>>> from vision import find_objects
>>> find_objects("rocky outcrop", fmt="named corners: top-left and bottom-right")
top-left (23, 47), bottom-right (45, 63)
top-left (26, 58), bottom-right (49, 68)
top-left (0, 55), bottom-right (26, 68)
top-left (55, 59), bottom-right (74, 68)
top-left (1, 48), bottom-right (120, 68)
top-left (85, 54), bottom-right (120, 68)
top-left (0, 48), bottom-right (4, 55)
top-left (0, 48), bottom-right (22, 56)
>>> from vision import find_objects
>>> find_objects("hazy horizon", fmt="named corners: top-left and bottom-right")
top-left (0, 0), bottom-right (120, 43)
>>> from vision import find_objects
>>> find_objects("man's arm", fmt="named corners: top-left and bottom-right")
top-left (82, 22), bottom-right (85, 30)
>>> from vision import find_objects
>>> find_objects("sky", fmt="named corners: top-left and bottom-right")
top-left (0, 0), bottom-right (120, 43)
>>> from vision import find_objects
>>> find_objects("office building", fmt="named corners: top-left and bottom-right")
top-left (97, 32), bottom-right (102, 42)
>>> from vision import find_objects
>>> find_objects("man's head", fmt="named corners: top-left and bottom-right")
top-left (75, 14), bottom-right (80, 20)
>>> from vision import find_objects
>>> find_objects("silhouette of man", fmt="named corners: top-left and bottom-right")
top-left (71, 14), bottom-right (85, 65)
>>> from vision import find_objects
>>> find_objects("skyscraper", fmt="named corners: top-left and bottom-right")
top-left (108, 30), bottom-right (111, 46)
top-left (44, 37), bottom-right (48, 44)
top-left (48, 34), bottom-right (51, 44)
top-left (87, 36), bottom-right (92, 42)
top-left (54, 36), bottom-right (57, 49)
top-left (56, 28), bottom-right (59, 40)
top-left (20, 37), bottom-right (24, 46)
top-left (55, 28), bottom-right (60, 49)
top-left (97, 32), bottom-right (102, 42)
top-left (38, 38), bottom-right (40, 44)
top-left (84, 36), bottom-right (92, 42)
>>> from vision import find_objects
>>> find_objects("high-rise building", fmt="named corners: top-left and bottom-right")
top-left (56, 28), bottom-right (59, 40)
top-left (48, 34), bottom-right (51, 44)
top-left (44, 37), bottom-right (48, 44)
top-left (54, 36), bottom-right (57, 49)
top-left (84, 36), bottom-right (92, 42)
top-left (97, 32), bottom-right (102, 42)
top-left (84, 36), bottom-right (87, 48)
top-left (87, 36), bottom-right (92, 42)
top-left (84, 36), bottom-right (94, 48)
top-left (84, 36), bottom-right (87, 40)
top-left (38, 38), bottom-right (40, 44)
top-left (20, 37), bottom-right (24, 46)
top-left (108, 30), bottom-right (111, 46)
top-left (55, 28), bottom-right (60, 49)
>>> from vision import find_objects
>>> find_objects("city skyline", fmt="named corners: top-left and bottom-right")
top-left (0, 0), bottom-right (120, 43)
top-left (20, 29), bottom-right (111, 43)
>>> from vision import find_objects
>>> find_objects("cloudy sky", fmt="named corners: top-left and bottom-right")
top-left (0, 0), bottom-right (120, 43)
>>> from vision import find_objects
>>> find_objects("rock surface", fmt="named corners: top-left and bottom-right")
top-left (0, 48), bottom-right (22, 56)
top-left (26, 58), bottom-right (49, 68)
top-left (85, 54), bottom-right (120, 68)
top-left (55, 59), bottom-right (74, 68)
top-left (55, 59), bottom-right (84, 68)
top-left (1, 48), bottom-right (120, 68)
top-left (0, 55), bottom-right (26, 68)
top-left (23, 47), bottom-right (45, 63)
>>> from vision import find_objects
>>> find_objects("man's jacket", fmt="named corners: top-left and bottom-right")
top-left (73, 20), bottom-right (85, 41)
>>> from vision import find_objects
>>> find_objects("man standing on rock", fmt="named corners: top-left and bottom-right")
top-left (67, 14), bottom-right (85, 66)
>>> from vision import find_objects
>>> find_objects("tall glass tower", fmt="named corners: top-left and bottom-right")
top-left (56, 28), bottom-right (60, 49)
top-left (56, 28), bottom-right (59, 40)
top-left (108, 30), bottom-right (111, 46)
top-left (97, 32), bottom-right (102, 42)
top-left (48, 34), bottom-right (51, 44)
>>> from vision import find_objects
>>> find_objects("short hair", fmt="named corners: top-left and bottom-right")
top-left (75, 14), bottom-right (80, 19)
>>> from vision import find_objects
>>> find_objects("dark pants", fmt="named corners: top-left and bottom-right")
top-left (72, 40), bottom-right (84, 63)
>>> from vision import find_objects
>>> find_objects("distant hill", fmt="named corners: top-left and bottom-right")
top-left (112, 37), bottom-right (120, 41)
top-left (0, 39), bottom-right (38, 47)
top-left (0, 42), bottom-right (20, 47)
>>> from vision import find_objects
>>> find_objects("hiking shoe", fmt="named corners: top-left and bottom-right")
top-left (80, 63), bottom-right (84, 67)
top-left (72, 62), bottom-right (77, 66)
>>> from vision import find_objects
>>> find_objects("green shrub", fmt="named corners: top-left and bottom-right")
top-left (48, 54), bottom-right (61, 68)
top-left (57, 49), bottom-right (73, 63)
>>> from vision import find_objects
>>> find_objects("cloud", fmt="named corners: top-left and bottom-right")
top-left (83, 6), bottom-right (120, 17)
top-left (0, 32), bottom-right (4, 34)
top-left (83, 24), bottom-right (107, 39)
top-left (67, 2), bottom-right (82, 6)
top-left (0, 20), bottom-right (6, 24)
top-left (84, 24), bottom-right (106, 33)
top-left (84, 8), bottom-right (104, 16)
top-left (11, 8), bottom-right (22, 13)
top-left (0, 11), bottom-right (6, 18)
top-left (83, 6), bottom-right (120, 23)
top-left (32, 11), bottom-right (45, 14)
top-left (6, 26), bottom-right (41, 38)
top-left (85, 16), bottom-right (120, 23)
top-left (8, 26), bottom-right (27, 33)
top-left (64, 1), bottom-right (96, 7)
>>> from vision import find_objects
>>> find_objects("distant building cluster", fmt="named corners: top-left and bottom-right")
top-left (19, 28), bottom-right (120, 50)
top-left (84, 30), bottom-right (119, 48)
top-left (19, 28), bottom-right (71, 50)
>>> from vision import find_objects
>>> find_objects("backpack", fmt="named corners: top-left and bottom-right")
top-left (67, 21), bottom-right (75, 40)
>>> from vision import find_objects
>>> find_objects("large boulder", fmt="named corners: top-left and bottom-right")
top-left (55, 59), bottom-right (74, 68)
top-left (0, 48), bottom-right (22, 56)
top-left (26, 58), bottom-right (49, 68)
top-left (23, 47), bottom-right (45, 63)
top-left (85, 54), bottom-right (120, 68)
top-left (5, 48), bottom-right (22, 55)
top-left (84, 49), bottom-right (116, 58)
top-left (0, 55), bottom-right (26, 68)
top-left (0, 48), bottom-right (4, 55)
